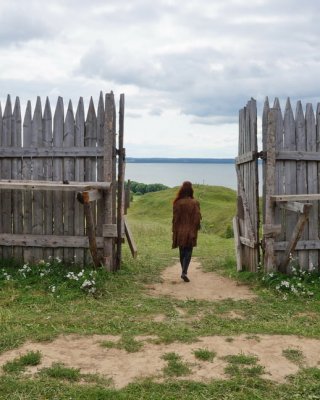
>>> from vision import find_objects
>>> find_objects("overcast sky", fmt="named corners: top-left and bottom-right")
top-left (1, 0), bottom-right (320, 158)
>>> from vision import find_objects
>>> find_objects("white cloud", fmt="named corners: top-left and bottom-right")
top-left (1, 0), bottom-right (320, 157)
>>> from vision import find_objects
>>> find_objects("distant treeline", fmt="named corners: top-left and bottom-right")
top-left (127, 181), bottom-right (169, 195)
top-left (127, 157), bottom-right (234, 164)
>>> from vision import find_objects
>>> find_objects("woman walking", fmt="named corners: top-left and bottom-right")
top-left (172, 181), bottom-right (201, 282)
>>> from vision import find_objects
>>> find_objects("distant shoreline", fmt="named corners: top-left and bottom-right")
top-left (126, 157), bottom-right (235, 164)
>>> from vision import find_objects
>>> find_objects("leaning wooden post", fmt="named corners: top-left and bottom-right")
top-left (116, 94), bottom-right (125, 270)
top-left (264, 108), bottom-right (277, 272)
top-left (103, 92), bottom-right (116, 271)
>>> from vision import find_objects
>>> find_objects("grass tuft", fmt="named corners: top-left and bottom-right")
top-left (193, 348), bottom-right (216, 362)
top-left (282, 348), bottom-right (305, 365)
top-left (162, 352), bottom-right (192, 377)
top-left (2, 350), bottom-right (42, 374)
top-left (39, 362), bottom-right (81, 381)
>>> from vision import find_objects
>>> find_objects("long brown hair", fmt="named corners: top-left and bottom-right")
top-left (173, 181), bottom-right (194, 204)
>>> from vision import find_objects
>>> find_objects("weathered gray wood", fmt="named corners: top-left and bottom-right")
top-left (264, 108), bottom-right (277, 272)
top-left (0, 147), bottom-right (104, 157)
top-left (22, 101), bottom-right (33, 261)
top-left (0, 233), bottom-right (104, 248)
top-left (103, 92), bottom-right (115, 270)
top-left (96, 92), bottom-right (104, 240)
top-left (235, 151), bottom-right (257, 165)
top-left (279, 204), bottom-right (312, 271)
top-left (12, 97), bottom-right (23, 260)
top-left (74, 97), bottom-right (85, 263)
top-left (116, 94), bottom-right (125, 270)
top-left (239, 236), bottom-right (257, 248)
top-left (283, 98), bottom-right (297, 272)
top-left (42, 97), bottom-right (53, 261)
top-left (2, 95), bottom-right (13, 259)
top-left (102, 224), bottom-right (118, 238)
top-left (124, 216), bottom-right (137, 258)
top-left (85, 97), bottom-right (97, 264)
top-left (276, 150), bottom-right (320, 161)
top-left (0, 102), bottom-right (2, 258)
top-left (280, 202), bottom-right (311, 214)
top-left (84, 202), bottom-right (101, 267)
top-left (63, 100), bottom-right (75, 261)
top-left (233, 216), bottom-right (242, 271)
top-left (0, 180), bottom-right (111, 191)
top-left (32, 97), bottom-right (44, 261)
top-left (273, 98), bottom-right (284, 267)
top-left (53, 97), bottom-right (64, 260)
top-left (305, 103), bottom-right (318, 270)
top-left (271, 194), bottom-right (320, 202)
top-left (274, 240), bottom-right (320, 251)
top-left (295, 101), bottom-right (308, 268)
top-left (262, 97), bottom-right (270, 225)
top-left (317, 102), bottom-right (320, 272)
top-left (263, 224), bottom-right (282, 237)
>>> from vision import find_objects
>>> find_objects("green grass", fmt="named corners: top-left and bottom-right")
top-left (2, 350), bottom-right (42, 374)
top-left (282, 348), bottom-right (305, 365)
top-left (0, 185), bottom-right (320, 399)
top-left (161, 352), bottom-right (192, 377)
top-left (39, 363), bottom-right (81, 381)
top-left (193, 348), bottom-right (216, 362)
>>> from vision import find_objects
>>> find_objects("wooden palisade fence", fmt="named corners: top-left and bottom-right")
top-left (234, 97), bottom-right (320, 273)
top-left (0, 91), bottom-right (136, 271)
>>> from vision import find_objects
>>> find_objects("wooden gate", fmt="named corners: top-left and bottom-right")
top-left (235, 97), bottom-right (320, 273)
top-left (234, 99), bottom-right (260, 272)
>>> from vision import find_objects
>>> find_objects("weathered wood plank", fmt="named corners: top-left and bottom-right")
top-left (271, 194), bottom-right (320, 202)
top-left (317, 102), bottom-right (320, 272)
top-left (305, 103), bottom-right (318, 270)
top-left (262, 97), bottom-right (270, 226)
top-left (53, 97), bottom-right (64, 260)
top-left (283, 97), bottom-right (297, 272)
top-left (1, 95), bottom-right (13, 259)
top-left (12, 97), bottom-right (23, 260)
top-left (0, 102), bottom-right (2, 258)
top-left (84, 202), bottom-right (101, 267)
top-left (276, 150), bottom-right (320, 161)
top-left (233, 216), bottom-right (242, 271)
top-left (124, 216), bottom-right (137, 258)
top-left (274, 240), bottom-right (320, 251)
top-left (43, 97), bottom-right (53, 261)
top-left (63, 100), bottom-right (75, 261)
top-left (0, 147), bottom-right (104, 157)
top-left (264, 108), bottom-right (277, 272)
top-left (0, 180), bottom-right (111, 191)
top-left (279, 204), bottom-right (312, 271)
top-left (74, 97), bottom-right (85, 263)
top-left (0, 233), bottom-right (104, 248)
top-left (116, 94), bottom-right (125, 270)
top-left (235, 151), bottom-right (257, 165)
top-left (32, 96), bottom-right (44, 261)
top-left (295, 101), bottom-right (308, 268)
top-left (85, 97), bottom-right (97, 265)
top-left (103, 92), bottom-right (116, 270)
top-left (279, 202), bottom-right (311, 214)
top-left (263, 224), bottom-right (282, 237)
top-left (22, 101), bottom-right (33, 261)
top-left (96, 91), bottom-right (104, 240)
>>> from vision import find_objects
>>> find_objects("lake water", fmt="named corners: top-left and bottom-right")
top-left (126, 163), bottom-right (238, 190)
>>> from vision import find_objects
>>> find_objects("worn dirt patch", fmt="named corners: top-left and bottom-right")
top-left (146, 259), bottom-right (256, 301)
top-left (1, 334), bottom-right (319, 388)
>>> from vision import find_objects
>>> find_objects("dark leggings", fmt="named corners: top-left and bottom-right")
top-left (179, 246), bottom-right (193, 275)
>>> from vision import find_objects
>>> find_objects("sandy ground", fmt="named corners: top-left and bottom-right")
top-left (146, 259), bottom-right (257, 301)
top-left (1, 260), bottom-right (319, 388)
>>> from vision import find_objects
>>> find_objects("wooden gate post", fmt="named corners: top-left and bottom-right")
top-left (264, 108), bottom-right (277, 272)
top-left (103, 92), bottom-right (116, 271)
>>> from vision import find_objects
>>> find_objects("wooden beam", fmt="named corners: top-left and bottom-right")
top-left (103, 224), bottom-right (124, 238)
top-left (239, 236), bottom-right (257, 248)
top-left (81, 189), bottom-right (103, 203)
top-left (0, 233), bottom-right (104, 248)
top-left (274, 239), bottom-right (320, 251)
top-left (124, 216), bottom-right (137, 258)
top-left (271, 194), bottom-right (320, 202)
top-left (0, 146), bottom-right (104, 157)
top-left (279, 204), bottom-right (312, 271)
top-left (233, 216), bottom-right (242, 271)
top-left (0, 179), bottom-right (111, 191)
top-left (279, 201), bottom-right (312, 214)
top-left (235, 150), bottom-right (257, 165)
top-left (83, 203), bottom-right (101, 268)
top-left (263, 224), bottom-right (282, 237)
top-left (276, 150), bottom-right (320, 161)
top-left (264, 108), bottom-right (277, 272)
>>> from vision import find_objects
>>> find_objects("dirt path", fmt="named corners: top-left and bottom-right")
top-left (1, 260), bottom-right (319, 389)
top-left (146, 259), bottom-right (256, 301)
